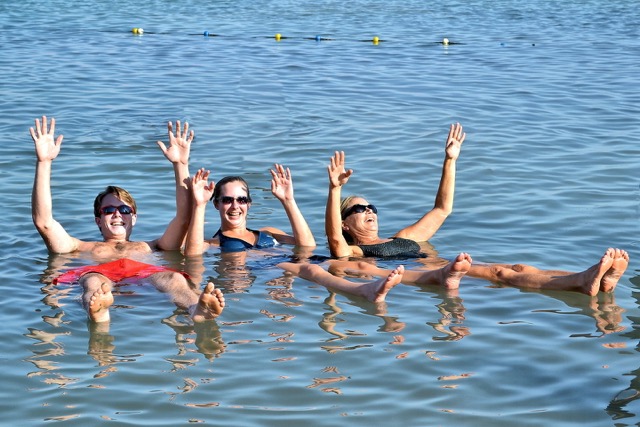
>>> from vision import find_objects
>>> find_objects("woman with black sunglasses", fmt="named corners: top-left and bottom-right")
top-left (325, 123), bottom-right (466, 259)
top-left (185, 164), bottom-right (316, 255)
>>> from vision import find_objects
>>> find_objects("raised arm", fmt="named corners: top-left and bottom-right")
top-left (325, 151), bottom-right (354, 258)
top-left (154, 120), bottom-right (193, 250)
top-left (184, 168), bottom-right (215, 256)
top-left (394, 123), bottom-right (466, 242)
top-left (30, 116), bottom-right (83, 253)
top-left (265, 164), bottom-right (316, 247)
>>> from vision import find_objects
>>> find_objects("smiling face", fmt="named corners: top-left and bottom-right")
top-left (341, 196), bottom-right (379, 240)
top-left (214, 180), bottom-right (252, 230)
top-left (95, 193), bottom-right (137, 241)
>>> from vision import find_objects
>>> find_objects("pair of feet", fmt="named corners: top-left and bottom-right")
top-left (87, 282), bottom-right (226, 323)
top-left (363, 248), bottom-right (630, 300)
top-left (578, 247), bottom-right (630, 296)
top-left (278, 248), bottom-right (630, 303)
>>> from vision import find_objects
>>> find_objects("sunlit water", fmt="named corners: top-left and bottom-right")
top-left (1, 0), bottom-right (639, 426)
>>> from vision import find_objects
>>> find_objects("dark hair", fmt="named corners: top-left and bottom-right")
top-left (212, 176), bottom-right (252, 204)
top-left (93, 186), bottom-right (137, 218)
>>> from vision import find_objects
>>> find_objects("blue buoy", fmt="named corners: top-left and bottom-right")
top-left (315, 35), bottom-right (321, 42)
top-left (204, 31), bottom-right (209, 37)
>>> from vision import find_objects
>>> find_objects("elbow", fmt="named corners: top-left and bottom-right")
top-left (434, 206), bottom-right (452, 218)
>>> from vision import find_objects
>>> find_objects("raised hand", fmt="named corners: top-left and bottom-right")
top-left (30, 116), bottom-right (64, 162)
top-left (191, 168), bottom-right (215, 206)
top-left (156, 120), bottom-right (194, 165)
top-left (270, 163), bottom-right (294, 202)
top-left (445, 123), bottom-right (466, 160)
top-left (327, 151), bottom-right (353, 188)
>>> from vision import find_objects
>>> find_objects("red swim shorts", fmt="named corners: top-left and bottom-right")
top-left (53, 258), bottom-right (188, 284)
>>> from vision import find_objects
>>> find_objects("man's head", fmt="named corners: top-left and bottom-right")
top-left (93, 186), bottom-right (138, 240)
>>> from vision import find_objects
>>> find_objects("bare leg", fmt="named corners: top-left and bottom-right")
top-left (491, 250), bottom-right (616, 296)
top-left (80, 273), bottom-right (114, 323)
top-left (600, 248), bottom-right (629, 293)
top-left (150, 272), bottom-right (225, 321)
top-left (328, 253), bottom-right (472, 290)
top-left (278, 262), bottom-right (404, 303)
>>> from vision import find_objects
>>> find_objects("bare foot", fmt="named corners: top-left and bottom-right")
top-left (600, 248), bottom-right (629, 293)
top-left (88, 282), bottom-right (114, 323)
top-left (579, 250), bottom-right (615, 296)
top-left (191, 282), bottom-right (226, 322)
top-left (364, 265), bottom-right (405, 303)
top-left (439, 253), bottom-right (472, 290)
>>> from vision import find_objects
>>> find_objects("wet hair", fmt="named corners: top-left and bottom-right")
top-left (212, 176), bottom-right (252, 204)
top-left (93, 186), bottom-right (137, 218)
top-left (339, 195), bottom-right (367, 244)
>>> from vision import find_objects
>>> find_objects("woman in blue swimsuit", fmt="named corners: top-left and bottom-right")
top-left (185, 164), bottom-right (316, 255)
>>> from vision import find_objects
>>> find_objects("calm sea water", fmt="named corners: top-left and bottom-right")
top-left (1, 0), bottom-right (639, 426)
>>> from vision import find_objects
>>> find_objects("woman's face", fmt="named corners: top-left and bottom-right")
top-left (215, 181), bottom-right (251, 228)
top-left (342, 197), bottom-right (378, 236)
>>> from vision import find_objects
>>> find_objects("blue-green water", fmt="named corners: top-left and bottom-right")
top-left (1, 1), bottom-right (639, 425)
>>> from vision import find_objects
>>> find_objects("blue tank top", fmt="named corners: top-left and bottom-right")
top-left (213, 229), bottom-right (278, 253)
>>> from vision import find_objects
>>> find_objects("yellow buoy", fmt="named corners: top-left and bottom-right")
top-left (372, 36), bottom-right (379, 45)
top-left (275, 33), bottom-right (282, 41)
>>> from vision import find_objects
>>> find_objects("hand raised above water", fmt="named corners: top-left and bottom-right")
top-left (156, 120), bottom-right (194, 165)
top-left (30, 116), bottom-right (64, 162)
top-left (270, 163), bottom-right (295, 202)
top-left (191, 168), bottom-right (215, 206)
top-left (444, 122), bottom-right (466, 161)
top-left (327, 151), bottom-right (353, 189)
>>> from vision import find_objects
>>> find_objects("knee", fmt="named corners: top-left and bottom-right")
top-left (491, 265), bottom-right (509, 281)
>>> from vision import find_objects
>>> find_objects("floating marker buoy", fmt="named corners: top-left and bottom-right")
top-left (204, 31), bottom-right (209, 37)
top-left (442, 37), bottom-right (449, 46)
top-left (372, 36), bottom-right (379, 45)
top-left (275, 33), bottom-right (282, 41)
top-left (132, 28), bottom-right (144, 35)
top-left (315, 35), bottom-right (321, 42)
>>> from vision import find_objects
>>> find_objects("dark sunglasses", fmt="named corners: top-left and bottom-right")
top-left (100, 205), bottom-right (135, 215)
top-left (342, 204), bottom-right (377, 219)
top-left (218, 196), bottom-right (251, 205)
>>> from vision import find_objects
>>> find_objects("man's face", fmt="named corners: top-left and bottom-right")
top-left (95, 193), bottom-right (137, 241)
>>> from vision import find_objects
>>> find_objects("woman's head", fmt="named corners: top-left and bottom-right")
top-left (340, 195), bottom-right (378, 243)
top-left (212, 176), bottom-right (253, 227)
top-left (212, 176), bottom-right (251, 205)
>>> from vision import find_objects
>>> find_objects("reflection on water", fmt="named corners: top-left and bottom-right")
top-left (607, 278), bottom-right (640, 421)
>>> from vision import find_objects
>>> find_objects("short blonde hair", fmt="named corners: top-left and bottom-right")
top-left (93, 186), bottom-right (137, 217)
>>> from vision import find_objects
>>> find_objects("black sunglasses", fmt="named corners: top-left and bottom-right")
top-left (342, 204), bottom-right (377, 219)
top-left (100, 205), bottom-right (135, 215)
top-left (218, 196), bottom-right (252, 205)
